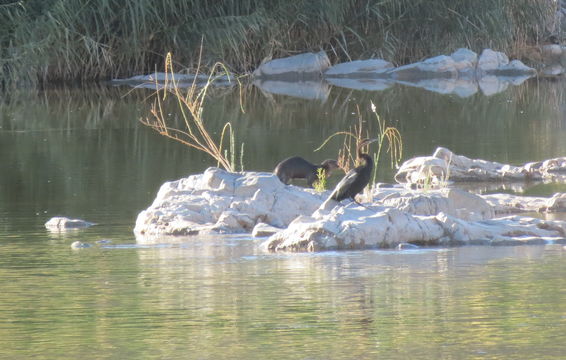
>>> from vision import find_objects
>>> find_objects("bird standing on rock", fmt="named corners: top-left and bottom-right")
top-left (329, 138), bottom-right (378, 203)
top-left (274, 156), bottom-right (340, 188)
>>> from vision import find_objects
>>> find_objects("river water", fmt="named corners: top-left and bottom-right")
top-left (1, 80), bottom-right (565, 358)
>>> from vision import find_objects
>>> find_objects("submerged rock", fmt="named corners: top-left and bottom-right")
top-left (110, 71), bottom-right (234, 89)
top-left (70, 241), bottom-right (92, 249)
top-left (45, 217), bottom-right (95, 230)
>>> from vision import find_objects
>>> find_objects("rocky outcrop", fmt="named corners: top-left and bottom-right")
top-left (378, 188), bottom-right (495, 221)
top-left (252, 48), bottom-right (536, 99)
top-left (481, 193), bottom-right (566, 215)
top-left (134, 167), bottom-right (327, 238)
top-left (263, 204), bottom-right (566, 252)
top-left (395, 147), bottom-right (566, 185)
top-left (135, 167), bottom-right (566, 251)
top-left (388, 48), bottom-right (536, 79)
top-left (45, 217), bottom-right (95, 231)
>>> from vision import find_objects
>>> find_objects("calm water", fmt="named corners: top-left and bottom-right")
top-left (1, 80), bottom-right (566, 358)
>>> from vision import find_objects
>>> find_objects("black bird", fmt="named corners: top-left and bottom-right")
top-left (274, 156), bottom-right (340, 188)
top-left (329, 138), bottom-right (378, 202)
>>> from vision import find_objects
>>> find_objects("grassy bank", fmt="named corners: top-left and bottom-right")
top-left (0, 0), bottom-right (557, 87)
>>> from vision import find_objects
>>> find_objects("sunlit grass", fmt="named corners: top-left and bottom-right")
top-left (0, 0), bottom-right (557, 87)
top-left (140, 52), bottom-right (243, 172)
top-left (313, 168), bottom-right (328, 193)
top-left (315, 102), bottom-right (403, 196)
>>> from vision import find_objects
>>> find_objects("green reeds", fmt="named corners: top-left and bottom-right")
top-left (140, 52), bottom-right (243, 172)
top-left (315, 103), bottom-right (403, 190)
top-left (313, 168), bottom-right (328, 193)
top-left (370, 101), bottom-right (402, 185)
top-left (0, 0), bottom-right (557, 87)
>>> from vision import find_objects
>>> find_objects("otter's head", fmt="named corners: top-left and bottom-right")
top-left (321, 159), bottom-right (340, 177)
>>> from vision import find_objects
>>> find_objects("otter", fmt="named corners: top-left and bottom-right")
top-left (274, 157), bottom-right (340, 188)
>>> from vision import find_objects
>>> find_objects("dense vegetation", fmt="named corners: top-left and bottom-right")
top-left (0, 0), bottom-right (557, 87)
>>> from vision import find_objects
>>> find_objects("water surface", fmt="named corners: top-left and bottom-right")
top-left (1, 80), bottom-right (566, 358)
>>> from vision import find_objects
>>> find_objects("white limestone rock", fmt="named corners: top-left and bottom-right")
top-left (540, 193), bottom-right (566, 213)
top-left (253, 52), bottom-right (331, 79)
top-left (477, 49), bottom-right (535, 76)
top-left (394, 147), bottom-right (565, 185)
top-left (252, 223), bottom-right (283, 237)
top-left (379, 188), bottom-right (494, 221)
top-left (480, 193), bottom-right (549, 215)
top-left (389, 55), bottom-right (459, 80)
top-left (134, 167), bottom-right (326, 238)
top-left (135, 167), bottom-right (566, 251)
top-left (324, 59), bottom-right (394, 78)
top-left (541, 44), bottom-right (563, 64)
top-left (71, 241), bottom-right (92, 249)
top-left (477, 49), bottom-right (509, 72)
top-left (45, 217), bottom-right (95, 230)
top-left (263, 203), bottom-right (566, 252)
top-left (541, 64), bottom-right (565, 76)
top-left (481, 192), bottom-right (566, 215)
top-left (450, 48), bottom-right (478, 72)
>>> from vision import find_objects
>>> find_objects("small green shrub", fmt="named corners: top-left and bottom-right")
top-left (313, 168), bottom-right (327, 193)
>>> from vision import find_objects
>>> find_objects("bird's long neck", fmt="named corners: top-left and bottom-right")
top-left (358, 153), bottom-right (373, 169)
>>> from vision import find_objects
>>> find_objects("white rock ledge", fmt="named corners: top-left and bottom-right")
top-left (263, 205), bottom-right (566, 252)
top-left (134, 167), bottom-right (327, 238)
top-left (395, 147), bottom-right (566, 185)
top-left (135, 167), bottom-right (566, 251)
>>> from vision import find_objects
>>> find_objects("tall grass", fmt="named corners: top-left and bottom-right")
top-left (0, 0), bottom-right (557, 87)
top-left (140, 53), bottom-right (243, 172)
top-left (315, 103), bottom-right (402, 182)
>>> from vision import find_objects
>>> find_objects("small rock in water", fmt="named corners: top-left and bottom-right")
top-left (71, 241), bottom-right (92, 249)
top-left (397, 243), bottom-right (420, 250)
top-left (45, 217), bottom-right (95, 230)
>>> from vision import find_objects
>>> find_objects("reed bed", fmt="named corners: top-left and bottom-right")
top-left (0, 0), bottom-right (557, 88)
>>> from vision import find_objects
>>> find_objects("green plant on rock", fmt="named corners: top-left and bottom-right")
top-left (315, 103), bottom-right (403, 200)
top-left (313, 168), bottom-right (327, 193)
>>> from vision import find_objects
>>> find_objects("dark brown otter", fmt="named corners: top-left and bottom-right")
top-left (274, 156), bottom-right (340, 188)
